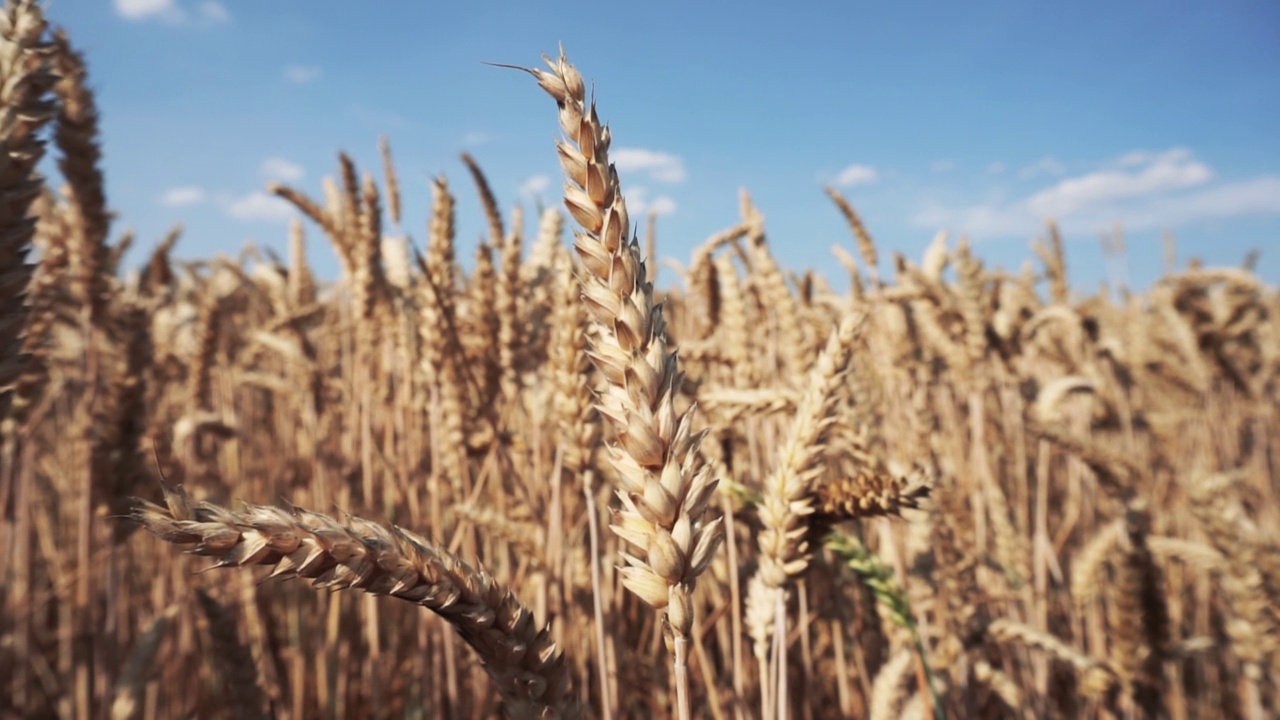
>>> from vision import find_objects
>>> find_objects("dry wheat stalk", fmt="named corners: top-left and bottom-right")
top-left (52, 28), bottom-right (110, 325)
top-left (518, 48), bottom-right (723, 719)
top-left (0, 0), bottom-right (55, 424)
top-left (134, 483), bottom-right (582, 720)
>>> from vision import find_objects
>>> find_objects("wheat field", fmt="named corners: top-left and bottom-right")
top-left (2, 3), bottom-right (1279, 719)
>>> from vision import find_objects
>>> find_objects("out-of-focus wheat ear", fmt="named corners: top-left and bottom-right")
top-left (686, 223), bottom-right (747, 341)
top-left (109, 605), bottom-right (178, 720)
top-left (425, 175), bottom-right (459, 324)
top-left (132, 488), bottom-right (583, 720)
top-left (0, 0), bottom-right (57, 423)
top-left (527, 205), bottom-right (563, 281)
top-left (51, 27), bottom-right (110, 324)
top-left (869, 649), bottom-right (915, 720)
top-left (745, 575), bottom-right (781, 709)
top-left (337, 150), bottom-right (361, 238)
top-left (449, 502), bottom-right (546, 561)
top-left (193, 590), bottom-right (272, 720)
top-left (972, 660), bottom-right (1024, 718)
top-left (742, 190), bottom-right (805, 376)
top-left (1186, 471), bottom-right (1280, 715)
top-left (470, 241), bottom-right (501, 407)
top-left (140, 224), bottom-right (180, 296)
top-left (1032, 220), bottom-right (1068, 305)
top-left (187, 287), bottom-right (221, 412)
top-left (379, 134), bottom-right (402, 227)
top-left (954, 238), bottom-right (987, 371)
top-left (270, 182), bottom-right (337, 238)
top-left (287, 218), bottom-right (315, 307)
top-left (461, 152), bottom-right (505, 247)
top-left (522, 206), bottom-right (564, 328)
top-left (928, 495), bottom-right (983, 675)
top-left (1024, 417), bottom-right (1139, 503)
top-left (100, 294), bottom-right (153, 540)
top-left (548, 253), bottom-right (598, 477)
top-left (498, 204), bottom-right (523, 401)
top-left (355, 172), bottom-right (387, 329)
top-left (270, 180), bottom-right (353, 277)
top-left (830, 244), bottom-right (864, 304)
top-left (755, 315), bottom-right (863, 589)
top-left (1108, 500), bottom-right (1168, 720)
top-left (713, 253), bottom-right (754, 388)
top-left (1069, 518), bottom-right (1123, 614)
top-left (824, 185), bottom-right (880, 288)
top-left (986, 619), bottom-right (1121, 709)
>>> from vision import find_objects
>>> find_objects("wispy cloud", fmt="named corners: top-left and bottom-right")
top-left (197, 1), bottom-right (229, 23)
top-left (930, 160), bottom-right (957, 174)
top-left (115, 0), bottom-right (178, 21)
top-left (260, 157), bottom-right (304, 183)
top-left (519, 174), bottom-right (550, 198)
top-left (626, 186), bottom-right (678, 217)
top-left (115, 0), bottom-right (228, 24)
top-left (225, 192), bottom-right (295, 223)
top-left (986, 162), bottom-right (1006, 175)
top-left (1018, 156), bottom-right (1067, 180)
top-left (160, 185), bottom-right (206, 207)
top-left (461, 131), bottom-right (491, 147)
top-left (913, 147), bottom-right (1279, 237)
top-left (1026, 148), bottom-right (1212, 218)
top-left (283, 65), bottom-right (322, 84)
top-left (833, 163), bottom-right (879, 188)
top-left (613, 148), bottom-right (687, 183)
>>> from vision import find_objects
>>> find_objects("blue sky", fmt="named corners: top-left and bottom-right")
top-left (51, 0), bottom-right (1280, 291)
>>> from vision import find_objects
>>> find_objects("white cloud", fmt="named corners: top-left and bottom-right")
top-left (986, 162), bottom-right (1006, 175)
top-left (613, 148), bottom-right (687, 183)
top-left (115, 0), bottom-right (178, 20)
top-left (283, 65), bottom-right (321, 84)
top-left (626, 186), bottom-right (677, 217)
top-left (648, 197), bottom-right (678, 216)
top-left (462, 131), bottom-right (491, 147)
top-left (913, 148), bottom-right (1278, 238)
top-left (1120, 177), bottom-right (1280, 227)
top-left (519, 175), bottom-right (550, 198)
top-left (1025, 147), bottom-right (1212, 218)
top-left (260, 157), bottom-right (304, 183)
top-left (160, 186), bottom-right (206, 207)
top-left (1019, 156), bottom-right (1067, 179)
top-left (833, 163), bottom-right (879, 188)
top-left (226, 192), bottom-right (295, 223)
top-left (197, 1), bottom-right (229, 23)
top-left (115, 0), bottom-right (226, 23)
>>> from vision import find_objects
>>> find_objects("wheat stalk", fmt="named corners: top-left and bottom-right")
top-left (133, 483), bottom-right (582, 720)
top-left (513, 48), bottom-right (723, 720)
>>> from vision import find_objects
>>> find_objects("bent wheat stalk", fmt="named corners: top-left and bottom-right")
top-left (133, 483), bottom-right (581, 720)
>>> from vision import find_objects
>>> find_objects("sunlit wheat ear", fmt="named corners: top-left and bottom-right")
top-left (133, 484), bottom-right (582, 720)
top-left (514, 47), bottom-right (722, 720)
top-left (517, 48), bottom-right (723, 642)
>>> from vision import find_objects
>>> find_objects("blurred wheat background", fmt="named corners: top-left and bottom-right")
top-left (3, 1), bottom-right (1279, 719)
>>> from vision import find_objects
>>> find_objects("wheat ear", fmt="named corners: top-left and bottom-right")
top-left (133, 483), bottom-right (582, 720)
top-left (0, 0), bottom-right (55, 423)
top-left (518, 49), bottom-right (723, 720)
